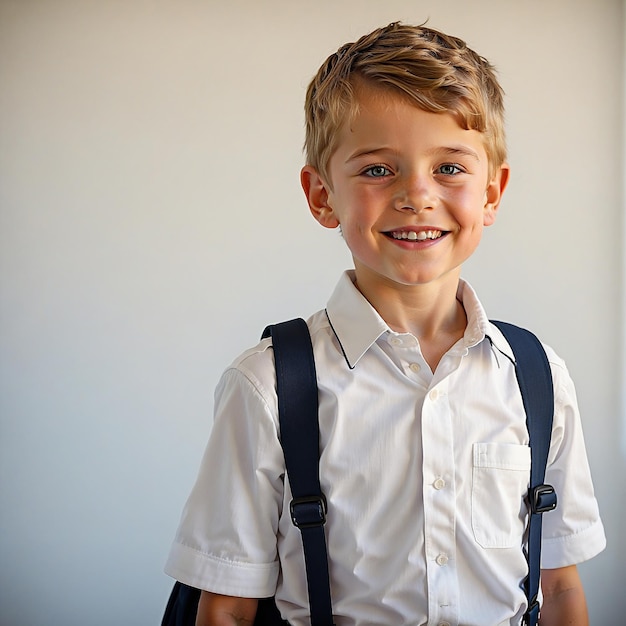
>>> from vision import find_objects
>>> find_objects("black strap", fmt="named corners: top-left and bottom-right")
top-left (263, 319), bottom-right (334, 626)
top-left (491, 321), bottom-right (556, 626)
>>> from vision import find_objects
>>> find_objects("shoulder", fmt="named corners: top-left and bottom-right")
top-left (497, 326), bottom-right (582, 444)
top-left (522, 335), bottom-right (574, 408)
top-left (486, 321), bottom-right (577, 421)
top-left (217, 309), bottom-right (333, 404)
top-left (487, 320), bottom-right (569, 379)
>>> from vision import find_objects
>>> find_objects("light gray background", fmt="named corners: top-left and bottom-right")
top-left (1, 1), bottom-right (624, 624)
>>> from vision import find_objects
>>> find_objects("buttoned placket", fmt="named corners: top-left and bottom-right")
top-left (422, 371), bottom-right (459, 625)
top-left (387, 332), bottom-right (462, 625)
top-left (385, 332), bottom-right (432, 387)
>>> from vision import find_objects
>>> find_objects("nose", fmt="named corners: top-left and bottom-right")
top-left (393, 173), bottom-right (436, 213)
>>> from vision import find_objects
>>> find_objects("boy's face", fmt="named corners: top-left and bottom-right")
top-left (302, 87), bottom-right (509, 295)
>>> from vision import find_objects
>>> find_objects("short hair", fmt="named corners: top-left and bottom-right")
top-left (304, 22), bottom-right (506, 182)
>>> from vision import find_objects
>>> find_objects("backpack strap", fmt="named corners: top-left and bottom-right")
top-left (262, 319), bottom-right (334, 626)
top-left (491, 321), bottom-right (557, 626)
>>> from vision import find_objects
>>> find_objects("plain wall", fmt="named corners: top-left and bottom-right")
top-left (0, 1), bottom-right (624, 623)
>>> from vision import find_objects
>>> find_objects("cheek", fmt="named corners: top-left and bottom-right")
top-left (339, 219), bottom-right (367, 244)
top-left (332, 188), bottom-right (379, 223)
top-left (448, 188), bottom-right (487, 223)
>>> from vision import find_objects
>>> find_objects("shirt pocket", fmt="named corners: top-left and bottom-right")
top-left (471, 442), bottom-right (531, 549)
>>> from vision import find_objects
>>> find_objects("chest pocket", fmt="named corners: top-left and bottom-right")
top-left (471, 442), bottom-right (531, 548)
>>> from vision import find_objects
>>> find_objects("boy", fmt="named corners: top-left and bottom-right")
top-left (165, 22), bottom-right (605, 625)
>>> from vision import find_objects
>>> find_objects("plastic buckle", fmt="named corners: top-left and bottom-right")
top-left (530, 484), bottom-right (557, 514)
top-left (523, 597), bottom-right (540, 625)
top-left (290, 495), bottom-right (327, 529)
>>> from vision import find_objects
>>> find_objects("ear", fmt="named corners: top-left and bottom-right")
top-left (301, 165), bottom-right (340, 229)
top-left (483, 162), bottom-right (510, 227)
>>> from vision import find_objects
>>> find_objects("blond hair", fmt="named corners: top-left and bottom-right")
top-left (304, 22), bottom-right (506, 181)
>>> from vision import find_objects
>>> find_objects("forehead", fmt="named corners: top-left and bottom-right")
top-left (334, 85), bottom-right (488, 159)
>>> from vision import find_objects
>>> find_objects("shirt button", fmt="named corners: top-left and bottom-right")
top-left (409, 362), bottom-right (421, 373)
top-left (429, 389), bottom-right (439, 401)
top-left (390, 337), bottom-right (403, 346)
top-left (435, 553), bottom-right (449, 566)
top-left (439, 622), bottom-right (451, 626)
top-left (433, 477), bottom-right (446, 490)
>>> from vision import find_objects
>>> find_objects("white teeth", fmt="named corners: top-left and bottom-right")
top-left (391, 230), bottom-right (442, 241)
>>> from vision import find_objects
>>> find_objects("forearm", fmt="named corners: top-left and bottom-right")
top-left (538, 566), bottom-right (588, 626)
top-left (538, 589), bottom-right (588, 625)
top-left (196, 591), bottom-right (258, 626)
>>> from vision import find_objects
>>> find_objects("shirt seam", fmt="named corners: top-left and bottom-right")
top-left (173, 541), bottom-right (278, 570)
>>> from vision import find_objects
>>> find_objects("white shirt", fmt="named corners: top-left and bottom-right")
top-left (165, 271), bottom-right (605, 626)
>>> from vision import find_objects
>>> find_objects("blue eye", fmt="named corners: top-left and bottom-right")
top-left (364, 165), bottom-right (392, 178)
top-left (438, 164), bottom-right (463, 175)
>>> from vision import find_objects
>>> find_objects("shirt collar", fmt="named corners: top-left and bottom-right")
top-left (456, 279), bottom-right (515, 361)
top-left (325, 271), bottom-right (389, 369)
top-left (325, 271), bottom-right (515, 367)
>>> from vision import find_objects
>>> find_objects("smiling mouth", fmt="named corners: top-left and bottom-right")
top-left (388, 230), bottom-right (444, 241)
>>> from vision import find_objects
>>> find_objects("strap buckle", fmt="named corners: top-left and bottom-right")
top-left (523, 596), bottom-right (540, 625)
top-left (290, 495), bottom-right (327, 529)
top-left (530, 484), bottom-right (557, 514)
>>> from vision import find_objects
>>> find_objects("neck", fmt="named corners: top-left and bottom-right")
top-left (354, 271), bottom-right (467, 371)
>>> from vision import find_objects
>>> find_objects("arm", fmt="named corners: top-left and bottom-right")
top-left (538, 565), bottom-right (588, 626)
top-left (196, 591), bottom-right (258, 626)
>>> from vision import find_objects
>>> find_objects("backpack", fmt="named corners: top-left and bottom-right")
top-left (162, 318), bottom-right (556, 626)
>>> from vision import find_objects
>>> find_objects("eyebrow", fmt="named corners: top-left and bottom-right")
top-left (344, 147), bottom-right (395, 163)
top-left (345, 145), bottom-right (482, 164)
top-left (437, 146), bottom-right (481, 162)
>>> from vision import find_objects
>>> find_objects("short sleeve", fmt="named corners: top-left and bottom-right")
top-left (539, 352), bottom-right (606, 568)
top-left (164, 357), bottom-right (285, 597)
